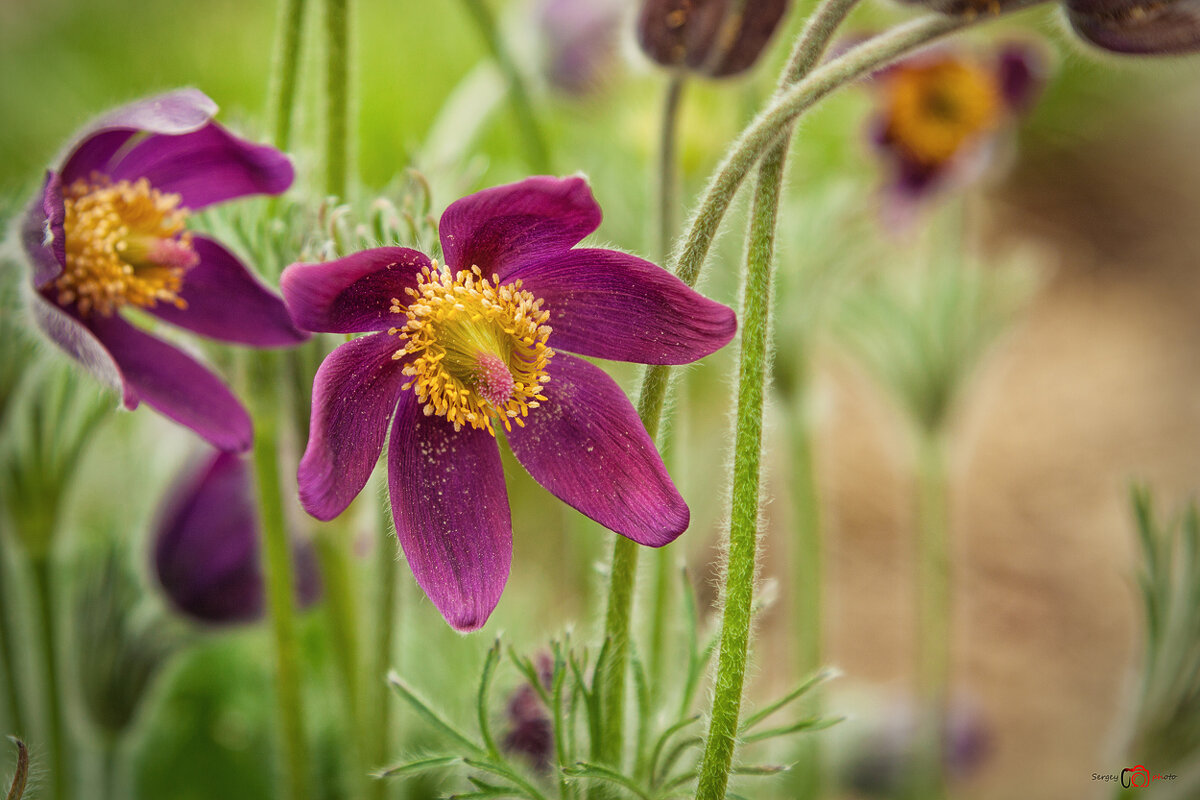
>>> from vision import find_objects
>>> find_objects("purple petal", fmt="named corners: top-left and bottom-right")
top-left (388, 392), bottom-right (512, 631)
top-left (88, 314), bottom-right (252, 452)
top-left (28, 292), bottom-right (130, 404)
top-left (505, 353), bottom-right (687, 546)
top-left (146, 236), bottom-right (308, 347)
top-left (439, 176), bottom-right (601, 280)
top-left (995, 43), bottom-right (1045, 114)
top-left (508, 248), bottom-right (736, 365)
top-left (61, 89), bottom-right (218, 183)
top-left (106, 122), bottom-right (293, 210)
top-left (281, 247), bottom-right (431, 334)
top-left (22, 171), bottom-right (66, 287)
top-left (297, 332), bottom-right (407, 520)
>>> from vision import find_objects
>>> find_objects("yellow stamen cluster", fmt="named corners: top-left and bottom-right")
top-left (54, 176), bottom-right (198, 316)
top-left (389, 262), bottom-right (554, 436)
top-left (885, 59), bottom-right (1002, 167)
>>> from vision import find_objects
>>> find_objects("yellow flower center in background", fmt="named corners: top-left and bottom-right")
top-left (55, 177), bottom-right (199, 316)
top-left (885, 59), bottom-right (1001, 167)
top-left (390, 263), bottom-right (554, 436)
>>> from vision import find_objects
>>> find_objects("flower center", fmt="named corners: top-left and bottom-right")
top-left (885, 59), bottom-right (1001, 167)
top-left (390, 263), bottom-right (554, 436)
top-left (52, 176), bottom-right (199, 317)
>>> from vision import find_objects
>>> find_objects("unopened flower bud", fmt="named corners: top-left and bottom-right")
top-left (637, 0), bottom-right (791, 78)
top-left (501, 654), bottom-right (555, 771)
top-left (893, 0), bottom-right (1042, 16)
top-left (1066, 0), bottom-right (1200, 55)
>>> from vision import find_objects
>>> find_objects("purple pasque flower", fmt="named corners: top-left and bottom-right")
top-left (154, 450), bottom-right (321, 626)
top-left (281, 176), bottom-right (736, 631)
top-left (867, 44), bottom-right (1045, 223)
top-left (20, 88), bottom-right (308, 453)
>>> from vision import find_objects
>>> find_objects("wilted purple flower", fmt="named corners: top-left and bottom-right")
top-left (539, 0), bottom-right (624, 95)
top-left (20, 89), bottom-right (307, 453)
top-left (1066, 0), bottom-right (1200, 55)
top-left (281, 176), bottom-right (736, 630)
top-left (637, 0), bottom-right (791, 78)
top-left (867, 44), bottom-right (1044, 222)
top-left (154, 450), bottom-right (320, 625)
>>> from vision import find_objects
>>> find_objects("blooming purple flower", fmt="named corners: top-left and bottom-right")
top-left (20, 88), bottom-right (308, 453)
top-left (281, 176), bottom-right (736, 630)
top-left (154, 450), bottom-right (321, 626)
top-left (866, 44), bottom-right (1045, 224)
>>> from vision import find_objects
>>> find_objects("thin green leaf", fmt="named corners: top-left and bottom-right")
top-left (374, 754), bottom-right (461, 779)
top-left (563, 762), bottom-right (653, 800)
top-left (478, 639), bottom-right (503, 760)
top-left (388, 671), bottom-right (484, 756)
top-left (740, 715), bottom-right (844, 744)
top-left (738, 668), bottom-right (838, 733)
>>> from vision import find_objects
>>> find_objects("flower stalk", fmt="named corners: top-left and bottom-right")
top-left (269, 0), bottom-right (309, 150)
top-left (657, 75), bottom-right (687, 261)
top-left (324, 0), bottom-right (351, 198)
top-left (369, 494), bottom-right (399, 800)
top-left (31, 557), bottom-right (67, 800)
top-left (0, 537), bottom-right (25, 737)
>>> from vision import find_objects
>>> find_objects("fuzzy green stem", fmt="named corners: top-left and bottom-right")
top-left (0, 537), bottom-right (25, 737)
top-left (459, 0), bottom-right (551, 174)
top-left (324, 0), bottom-right (351, 198)
top-left (693, 122), bottom-right (785, 800)
top-left (31, 558), bottom-right (66, 800)
top-left (251, 355), bottom-right (311, 800)
top-left (913, 429), bottom-right (950, 799)
top-left (368, 519), bottom-right (398, 800)
top-left (657, 76), bottom-right (687, 261)
top-left (269, 0), bottom-right (308, 149)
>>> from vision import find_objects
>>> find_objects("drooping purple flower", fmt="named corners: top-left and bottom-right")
top-left (637, 0), bottom-right (791, 78)
top-left (19, 88), bottom-right (308, 453)
top-left (538, 0), bottom-right (624, 96)
top-left (281, 176), bottom-right (736, 631)
top-left (1066, 0), bottom-right (1200, 55)
top-left (154, 450), bottom-right (321, 626)
top-left (866, 44), bottom-right (1045, 224)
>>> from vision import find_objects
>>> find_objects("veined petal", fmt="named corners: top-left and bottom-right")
top-left (298, 332), bottom-right (406, 520)
top-left (107, 122), bottom-right (293, 210)
top-left (147, 236), bottom-right (308, 347)
top-left (439, 176), bottom-right (601, 280)
top-left (88, 314), bottom-right (252, 452)
top-left (22, 171), bottom-right (66, 287)
top-left (388, 392), bottom-right (512, 631)
top-left (508, 248), bottom-right (736, 365)
top-left (61, 88), bottom-right (218, 183)
top-left (282, 247), bottom-right (430, 334)
top-left (505, 353), bottom-right (688, 546)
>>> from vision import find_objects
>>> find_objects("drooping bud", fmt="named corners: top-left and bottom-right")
top-left (893, 0), bottom-right (1044, 16)
top-left (153, 451), bottom-right (321, 625)
top-left (637, 0), bottom-right (791, 78)
top-left (1066, 0), bottom-right (1200, 55)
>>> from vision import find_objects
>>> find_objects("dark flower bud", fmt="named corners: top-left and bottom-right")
top-left (154, 451), bottom-right (321, 625)
top-left (637, 0), bottom-right (791, 78)
top-left (1066, 0), bottom-right (1200, 55)
top-left (501, 654), bottom-right (555, 772)
top-left (893, 0), bottom-right (1043, 16)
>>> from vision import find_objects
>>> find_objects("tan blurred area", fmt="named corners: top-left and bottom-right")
top-left (772, 80), bottom-right (1200, 799)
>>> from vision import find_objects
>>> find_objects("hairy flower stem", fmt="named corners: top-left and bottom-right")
top-left (251, 354), bottom-right (311, 800)
top-left (0, 538), bottom-right (25, 736)
top-left (269, 0), bottom-right (308, 149)
top-left (31, 558), bottom-right (67, 800)
top-left (657, 76), bottom-right (687, 261)
top-left (324, 0), bottom-right (351, 199)
top-left (459, 0), bottom-right (551, 174)
top-left (369, 501), bottom-right (399, 800)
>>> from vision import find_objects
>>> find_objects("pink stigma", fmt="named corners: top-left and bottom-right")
top-left (149, 238), bottom-right (201, 271)
top-left (474, 352), bottom-right (515, 407)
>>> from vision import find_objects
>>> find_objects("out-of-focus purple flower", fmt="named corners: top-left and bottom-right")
top-left (154, 450), bottom-right (321, 626)
top-left (19, 89), bottom-right (308, 453)
top-left (1066, 0), bottom-right (1200, 55)
top-left (281, 176), bottom-right (736, 631)
top-left (866, 44), bottom-right (1045, 222)
top-left (538, 0), bottom-right (625, 96)
top-left (637, 0), bottom-right (791, 78)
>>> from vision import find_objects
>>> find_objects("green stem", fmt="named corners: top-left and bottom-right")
top-left (100, 736), bottom-right (120, 800)
top-left (31, 558), bottom-right (66, 800)
top-left (269, 0), bottom-right (308, 149)
top-left (369, 495), bottom-right (398, 800)
top-left (913, 429), bottom-right (950, 800)
top-left (324, 0), bottom-right (351, 198)
top-left (0, 536), bottom-right (25, 737)
top-left (657, 76), bottom-right (687, 261)
top-left (458, 0), bottom-right (551, 174)
top-left (693, 124), bottom-right (786, 800)
top-left (251, 355), bottom-right (311, 800)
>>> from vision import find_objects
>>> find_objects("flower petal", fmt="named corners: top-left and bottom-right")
top-left (28, 291), bottom-right (129, 404)
top-left (388, 392), bottom-right (512, 631)
top-left (439, 176), bottom-right (601, 280)
top-left (281, 247), bottom-right (431, 334)
top-left (146, 236), bottom-right (308, 346)
top-left (22, 171), bottom-right (66, 287)
top-left (297, 332), bottom-right (407, 520)
top-left (508, 248), bottom-right (736, 365)
top-left (505, 353), bottom-right (687, 546)
top-left (88, 314), bottom-right (252, 452)
top-left (107, 122), bottom-right (293, 210)
top-left (61, 88), bottom-right (218, 183)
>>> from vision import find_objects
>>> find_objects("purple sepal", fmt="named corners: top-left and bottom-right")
top-left (388, 392), bottom-right (512, 632)
top-left (28, 291), bottom-right (127, 400)
top-left (505, 353), bottom-right (688, 546)
top-left (996, 43), bottom-right (1045, 113)
top-left (281, 247), bottom-right (431, 334)
top-left (22, 171), bottom-right (67, 288)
